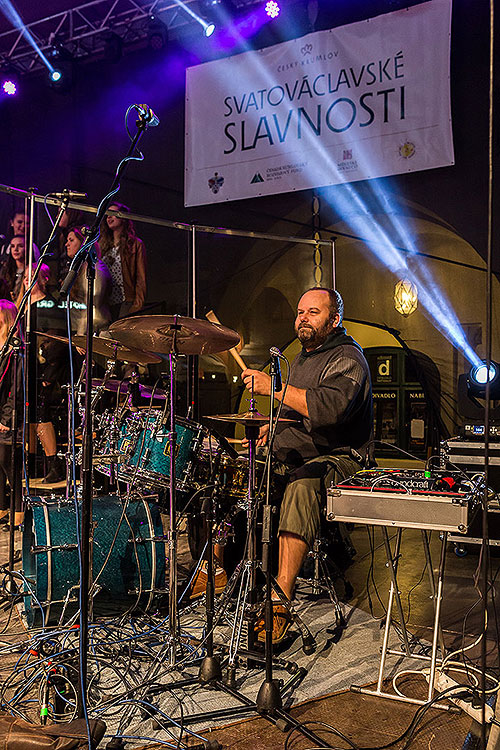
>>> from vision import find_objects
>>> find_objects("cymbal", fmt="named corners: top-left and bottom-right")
top-left (109, 315), bottom-right (240, 356)
top-left (34, 331), bottom-right (69, 344)
top-left (207, 411), bottom-right (298, 425)
top-left (91, 378), bottom-right (167, 400)
top-left (73, 336), bottom-right (161, 364)
top-left (34, 331), bottom-right (161, 364)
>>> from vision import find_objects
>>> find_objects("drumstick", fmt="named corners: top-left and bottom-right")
top-left (206, 310), bottom-right (247, 371)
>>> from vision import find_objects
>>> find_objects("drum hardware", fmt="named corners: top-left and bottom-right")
top-left (205, 391), bottom-right (312, 691)
top-left (111, 314), bottom-right (241, 667)
top-left (32, 543), bottom-right (79, 553)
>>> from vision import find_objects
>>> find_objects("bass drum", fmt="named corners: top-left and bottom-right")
top-left (22, 495), bottom-right (165, 628)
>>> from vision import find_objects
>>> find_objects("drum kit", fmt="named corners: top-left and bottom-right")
top-left (24, 314), bottom-right (296, 643)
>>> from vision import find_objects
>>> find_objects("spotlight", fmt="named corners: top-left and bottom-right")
top-left (2, 79), bottom-right (17, 95)
top-left (265, 0), bottom-right (281, 18)
top-left (468, 361), bottom-right (500, 399)
top-left (47, 45), bottom-right (74, 91)
top-left (172, 0), bottom-right (216, 38)
top-left (147, 16), bottom-right (168, 51)
top-left (1, 66), bottom-right (19, 96)
top-left (103, 31), bottom-right (123, 63)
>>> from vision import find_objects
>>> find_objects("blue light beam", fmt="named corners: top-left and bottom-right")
top-left (0, 0), bottom-right (56, 74)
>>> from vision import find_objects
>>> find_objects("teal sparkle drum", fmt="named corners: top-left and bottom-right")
top-left (22, 495), bottom-right (165, 628)
top-left (96, 412), bottom-right (204, 491)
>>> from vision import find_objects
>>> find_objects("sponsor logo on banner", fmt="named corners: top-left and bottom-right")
top-left (399, 141), bottom-right (416, 159)
top-left (251, 173), bottom-right (265, 184)
top-left (208, 172), bottom-right (224, 194)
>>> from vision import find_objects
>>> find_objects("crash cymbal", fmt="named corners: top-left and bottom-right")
top-left (109, 315), bottom-right (240, 356)
top-left (34, 331), bottom-right (161, 365)
top-left (72, 336), bottom-right (161, 364)
top-left (207, 411), bottom-right (298, 425)
top-left (91, 378), bottom-right (167, 399)
top-left (34, 331), bottom-right (69, 344)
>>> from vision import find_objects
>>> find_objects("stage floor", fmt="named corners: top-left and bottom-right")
top-left (0, 512), bottom-right (496, 749)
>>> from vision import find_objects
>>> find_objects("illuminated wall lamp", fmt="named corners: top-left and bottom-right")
top-left (394, 278), bottom-right (418, 316)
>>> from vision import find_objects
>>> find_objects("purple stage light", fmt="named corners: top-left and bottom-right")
top-left (2, 80), bottom-right (17, 95)
top-left (265, 0), bottom-right (280, 19)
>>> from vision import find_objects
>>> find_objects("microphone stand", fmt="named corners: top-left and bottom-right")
top-left (256, 354), bottom-right (281, 710)
top-left (6, 338), bottom-right (22, 591)
top-left (59, 111), bottom-right (150, 719)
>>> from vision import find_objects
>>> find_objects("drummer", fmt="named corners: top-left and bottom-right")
top-left (240, 287), bottom-right (373, 644)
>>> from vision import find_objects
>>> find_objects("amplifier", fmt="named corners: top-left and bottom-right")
top-left (326, 469), bottom-right (475, 533)
top-left (445, 438), bottom-right (500, 467)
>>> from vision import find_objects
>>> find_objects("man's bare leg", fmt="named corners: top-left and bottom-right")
top-left (275, 531), bottom-right (308, 601)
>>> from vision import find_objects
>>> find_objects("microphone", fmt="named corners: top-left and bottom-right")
top-left (269, 346), bottom-right (282, 392)
top-left (134, 104), bottom-right (160, 127)
top-left (50, 190), bottom-right (88, 200)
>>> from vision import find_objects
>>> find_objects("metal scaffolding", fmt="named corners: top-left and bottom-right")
top-left (0, 0), bottom-right (259, 74)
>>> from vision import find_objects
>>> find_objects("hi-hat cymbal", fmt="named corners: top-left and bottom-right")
top-left (34, 331), bottom-right (161, 364)
top-left (109, 315), bottom-right (240, 356)
top-left (207, 411), bottom-right (298, 425)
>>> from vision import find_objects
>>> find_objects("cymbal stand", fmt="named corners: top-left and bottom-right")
top-left (167, 316), bottom-right (180, 666)
top-left (64, 359), bottom-right (86, 501)
top-left (198, 449), bottom-right (223, 683)
top-left (218, 388), bottom-right (260, 682)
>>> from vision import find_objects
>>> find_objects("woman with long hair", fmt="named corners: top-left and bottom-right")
top-left (60, 226), bottom-right (112, 335)
top-left (18, 264), bottom-right (67, 483)
top-left (0, 299), bottom-right (23, 530)
top-left (96, 203), bottom-right (147, 321)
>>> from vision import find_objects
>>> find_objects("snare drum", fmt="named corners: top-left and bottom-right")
top-left (22, 495), bottom-right (165, 627)
top-left (96, 411), bottom-right (204, 491)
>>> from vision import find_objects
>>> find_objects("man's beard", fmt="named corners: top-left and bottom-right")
top-left (297, 320), bottom-right (334, 349)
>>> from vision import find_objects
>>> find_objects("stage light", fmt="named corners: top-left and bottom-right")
top-left (148, 17), bottom-right (168, 51)
top-left (103, 31), bottom-right (123, 62)
top-left (172, 0), bottom-right (216, 38)
top-left (2, 79), bottom-right (16, 95)
top-left (468, 361), bottom-right (500, 399)
top-left (47, 45), bottom-right (74, 91)
top-left (265, 0), bottom-right (281, 18)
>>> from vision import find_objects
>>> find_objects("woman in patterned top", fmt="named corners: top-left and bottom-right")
top-left (96, 203), bottom-right (147, 322)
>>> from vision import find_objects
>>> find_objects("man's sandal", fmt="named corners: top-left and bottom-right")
top-left (254, 602), bottom-right (293, 644)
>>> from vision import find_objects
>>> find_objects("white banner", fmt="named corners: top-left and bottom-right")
top-left (185, 0), bottom-right (453, 207)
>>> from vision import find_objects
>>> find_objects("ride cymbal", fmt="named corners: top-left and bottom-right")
top-left (109, 315), bottom-right (240, 356)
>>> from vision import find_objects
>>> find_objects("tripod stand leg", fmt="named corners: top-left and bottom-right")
top-left (318, 556), bottom-right (346, 635)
